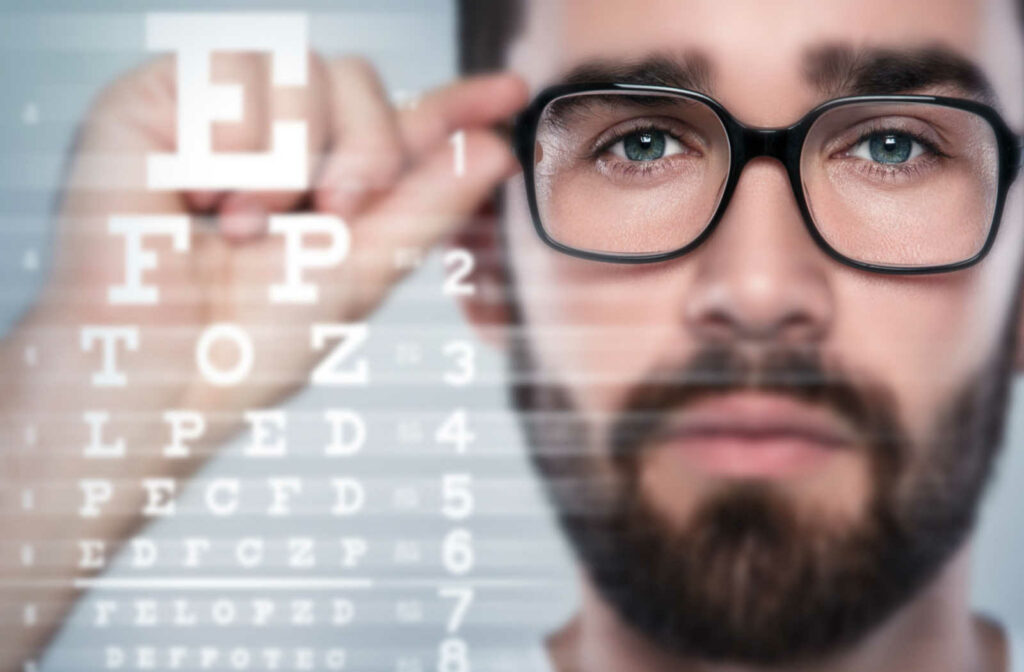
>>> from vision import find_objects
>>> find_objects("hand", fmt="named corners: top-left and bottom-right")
top-left (42, 52), bottom-right (525, 417)
top-left (0, 51), bottom-right (526, 670)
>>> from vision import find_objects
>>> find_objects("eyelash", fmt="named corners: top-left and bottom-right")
top-left (588, 122), bottom-right (693, 177)
top-left (837, 126), bottom-right (949, 180)
top-left (581, 120), bottom-right (949, 183)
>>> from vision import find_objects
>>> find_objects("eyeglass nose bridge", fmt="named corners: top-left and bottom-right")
top-left (709, 121), bottom-right (826, 264)
top-left (717, 124), bottom-right (808, 222)
top-left (733, 125), bottom-right (802, 169)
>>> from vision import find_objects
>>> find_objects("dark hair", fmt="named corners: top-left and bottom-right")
top-left (457, 0), bottom-right (524, 75)
top-left (457, 0), bottom-right (1024, 75)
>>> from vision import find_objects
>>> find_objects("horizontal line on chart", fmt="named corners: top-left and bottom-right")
top-left (72, 577), bottom-right (375, 590)
top-left (67, 577), bottom-right (553, 591)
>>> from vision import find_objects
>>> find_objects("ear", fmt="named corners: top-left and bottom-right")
top-left (446, 194), bottom-right (516, 352)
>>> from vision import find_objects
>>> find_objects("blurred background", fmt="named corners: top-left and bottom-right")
top-left (0, 1), bottom-right (1021, 670)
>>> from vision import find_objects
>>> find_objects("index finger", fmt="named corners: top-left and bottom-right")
top-left (399, 72), bottom-right (529, 159)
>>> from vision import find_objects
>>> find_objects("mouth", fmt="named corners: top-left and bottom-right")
top-left (651, 391), bottom-right (860, 479)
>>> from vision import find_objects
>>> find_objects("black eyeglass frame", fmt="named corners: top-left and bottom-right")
top-left (513, 82), bottom-right (1024, 275)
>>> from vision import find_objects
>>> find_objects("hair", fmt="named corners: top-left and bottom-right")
top-left (456, 0), bottom-right (524, 75)
top-left (457, 0), bottom-right (1024, 75)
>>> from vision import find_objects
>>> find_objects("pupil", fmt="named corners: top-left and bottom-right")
top-left (624, 130), bottom-right (667, 162)
top-left (868, 133), bottom-right (913, 164)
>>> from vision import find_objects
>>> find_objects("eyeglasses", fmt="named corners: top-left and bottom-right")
top-left (513, 83), bottom-right (1023, 274)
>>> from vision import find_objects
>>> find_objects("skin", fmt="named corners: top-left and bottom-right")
top-left (455, 0), bottom-right (1024, 671)
top-left (0, 53), bottom-right (527, 672)
top-left (0, 1), bottom-right (1019, 671)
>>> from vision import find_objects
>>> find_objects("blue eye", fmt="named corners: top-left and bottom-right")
top-left (850, 132), bottom-right (925, 165)
top-left (611, 129), bottom-right (685, 162)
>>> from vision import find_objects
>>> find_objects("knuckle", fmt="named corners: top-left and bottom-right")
top-left (331, 56), bottom-right (391, 103)
top-left (82, 56), bottom-right (177, 150)
top-left (360, 152), bottom-right (407, 188)
top-left (325, 149), bottom-right (405, 194)
top-left (91, 55), bottom-right (174, 119)
top-left (334, 55), bottom-right (379, 83)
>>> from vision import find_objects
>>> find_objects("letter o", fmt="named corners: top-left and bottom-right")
top-left (196, 324), bottom-right (254, 387)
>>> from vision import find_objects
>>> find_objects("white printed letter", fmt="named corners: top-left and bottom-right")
top-left (80, 326), bottom-right (139, 387)
top-left (107, 215), bottom-right (189, 305)
top-left (311, 323), bottom-right (369, 385)
top-left (269, 214), bottom-right (350, 304)
top-left (146, 13), bottom-right (309, 189)
top-left (196, 323), bottom-right (254, 387)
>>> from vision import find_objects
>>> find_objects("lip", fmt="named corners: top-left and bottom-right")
top-left (652, 392), bottom-right (860, 479)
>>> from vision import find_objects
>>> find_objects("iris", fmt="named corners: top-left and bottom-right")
top-left (623, 130), bottom-right (668, 161)
top-left (868, 133), bottom-right (913, 164)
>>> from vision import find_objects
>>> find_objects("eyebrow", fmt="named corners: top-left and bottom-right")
top-left (559, 51), bottom-right (714, 93)
top-left (804, 44), bottom-right (997, 106)
top-left (552, 44), bottom-right (998, 107)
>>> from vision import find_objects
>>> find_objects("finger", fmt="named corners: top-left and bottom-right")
top-left (398, 72), bottom-right (528, 159)
top-left (313, 57), bottom-right (409, 222)
top-left (181, 53), bottom-right (269, 218)
top-left (59, 54), bottom-right (184, 219)
top-left (212, 52), bottom-right (330, 242)
top-left (52, 56), bottom-right (189, 294)
top-left (347, 128), bottom-right (519, 310)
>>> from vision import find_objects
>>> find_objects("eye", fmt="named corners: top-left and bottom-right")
top-left (848, 131), bottom-right (926, 165)
top-left (609, 129), bottom-right (686, 162)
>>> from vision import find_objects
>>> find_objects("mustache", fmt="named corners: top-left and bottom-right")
top-left (609, 344), bottom-right (907, 468)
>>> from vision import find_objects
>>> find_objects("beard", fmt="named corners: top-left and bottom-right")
top-left (508, 330), bottom-right (1017, 666)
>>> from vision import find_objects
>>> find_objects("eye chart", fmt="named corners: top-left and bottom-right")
top-left (0, 3), bottom-right (576, 671)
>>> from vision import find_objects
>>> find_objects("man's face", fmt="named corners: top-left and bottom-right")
top-left (493, 0), bottom-right (1024, 664)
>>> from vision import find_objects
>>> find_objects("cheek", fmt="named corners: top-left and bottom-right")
top-left (832, 193), bottom-right (1024, 450)
top-left (832, 281), bottom-right (970, 449)
top-left (506, 178), bottom-right (694, 422)
top-left (506, 175), bottom-right (1024, 462)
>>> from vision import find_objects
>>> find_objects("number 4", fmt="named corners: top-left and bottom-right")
top-left (435, 409), bottom-right (475, 454)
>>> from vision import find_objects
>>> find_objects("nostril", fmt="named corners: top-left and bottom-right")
top-left (695, 308), bottom-right (738, 342)
top-left (775, 311), bottom-right (826, 343)
top-left (686, 280), bottom-right (832, 346)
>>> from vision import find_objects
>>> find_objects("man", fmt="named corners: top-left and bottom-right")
top-left (456, 2), bottom-right (1024, 671)
top-left (0, 1), bottom-right (1021, 671)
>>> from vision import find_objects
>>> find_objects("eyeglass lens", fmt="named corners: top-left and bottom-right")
top-left (533, 92), bottom-right (1000, 267)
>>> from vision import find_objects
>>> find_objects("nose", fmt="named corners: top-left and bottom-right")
top-left (684, 158), bottom-right (834, 346)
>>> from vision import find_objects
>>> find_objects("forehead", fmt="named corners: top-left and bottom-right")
top-left (510, 0), bottom-right (1023, 127)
